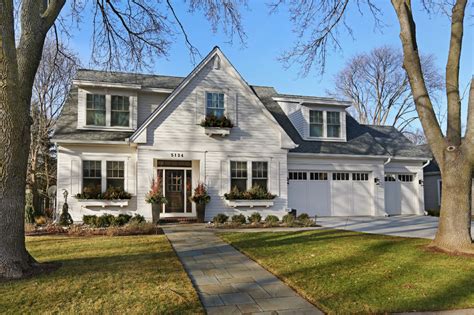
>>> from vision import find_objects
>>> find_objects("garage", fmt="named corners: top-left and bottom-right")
top-left (384, 173), bottom-right (418, 215)
top-left (288, 171), bottom-right (373, 216)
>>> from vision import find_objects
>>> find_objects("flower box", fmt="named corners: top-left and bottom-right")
top-left (204, 127), bottom-right (231, 137)
top-left (225, 199), bottom-right (274, 208)
top-left (76, 199), bottom-right (129, 208)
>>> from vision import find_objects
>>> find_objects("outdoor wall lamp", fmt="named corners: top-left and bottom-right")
top-left (419, 179), bottom-right (424, 186)
top-left (374, 177), bottom-right (380, 185)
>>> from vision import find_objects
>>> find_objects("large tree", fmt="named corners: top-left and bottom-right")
top-left (333, 46), bottom-right (443, 132)
top-left (276, 0), bottom-right (473, 254)
top-left (0, 0), bottom-right (245, 279)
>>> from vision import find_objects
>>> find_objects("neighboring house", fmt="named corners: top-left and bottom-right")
top-left (52, 47), bottom-right (431, 222)
top-left (423, 158), bottom-right (474, 213)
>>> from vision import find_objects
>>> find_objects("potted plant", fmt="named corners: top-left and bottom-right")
top-left (190, 182), bottom-right (210, 223)
top-left (145, 177), bottom-right (167, 224)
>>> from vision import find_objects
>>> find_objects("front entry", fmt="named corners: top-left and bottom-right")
top-left (156, 160), bottom-right (193, 216)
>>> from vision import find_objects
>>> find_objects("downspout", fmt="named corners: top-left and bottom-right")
top-left (381, 156), bottom-right (392, 217)
top-left (421, 160), bottom-right (431, 168)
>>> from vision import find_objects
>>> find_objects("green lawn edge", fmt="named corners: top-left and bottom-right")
top-left (220, 229), bottom-right (474, 314)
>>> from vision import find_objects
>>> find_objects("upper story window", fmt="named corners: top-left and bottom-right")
top-left (111, 96), bottom-right (130, 127)
top-left (327, 112), bottom-right (341, 137)
top-left (86, 94), bottom-right (106, 126)
top-left (309, 110), bottom-right (342, 139)
top-left (206, 92), bottom-right (225, 118)
top-left (309, 110), bottom-right (323, 137)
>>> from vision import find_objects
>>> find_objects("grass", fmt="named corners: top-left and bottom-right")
top-left (0, 235), bottom-right (203, 314)
top-left (221, 229), bottom-right (474, 314)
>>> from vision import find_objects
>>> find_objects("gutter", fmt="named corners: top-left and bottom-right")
top-left (383, 157), bottom-right (392, 165)
top-left (421, 160), bottom-right (431, 168)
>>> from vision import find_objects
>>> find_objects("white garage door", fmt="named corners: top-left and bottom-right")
top-left (288, 171), bottom-right (372, 216)
top-left (332, 172), bottom-right (372, 216)
top-left (384, 173), bottom-right (418, 215)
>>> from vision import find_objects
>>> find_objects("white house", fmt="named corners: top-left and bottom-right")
top-left (53, 47), bottom-right (431, 222)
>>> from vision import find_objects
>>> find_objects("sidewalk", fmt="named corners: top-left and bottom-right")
top-left (163, 224), bottom-right (322, 315)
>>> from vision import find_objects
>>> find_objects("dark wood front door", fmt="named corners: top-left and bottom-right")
top-left (165, 170), bottom-right (185, 213)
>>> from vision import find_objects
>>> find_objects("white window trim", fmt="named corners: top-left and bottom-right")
top-left (80, 158), bottom-right (130, 195)
top-left (80, 89), bottom-right (135, 131)
top-left (306, 108), bottom-right (346, 142)
top-left (228, 159), bottom-right (271, 193)
top-left (205, 91), bottom-right (227, 117)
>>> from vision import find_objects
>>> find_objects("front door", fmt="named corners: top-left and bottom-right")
top-left (165, 170), bottom-right (185, 213)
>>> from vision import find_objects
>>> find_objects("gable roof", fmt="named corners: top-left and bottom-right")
top-left (128, 46), bottom-right (295, 148)
top-left (252, 86), bottom-right (430, 159)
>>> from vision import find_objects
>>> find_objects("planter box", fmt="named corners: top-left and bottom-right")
top-left (225, 199), bottom-right (274, 208)
top-left (203, 127), bottom-right (231, 137)
top-left (76, 199), bottom-right (129, 208)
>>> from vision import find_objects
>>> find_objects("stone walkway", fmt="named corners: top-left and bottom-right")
top-left (163, 225), bottom-right (322, 315)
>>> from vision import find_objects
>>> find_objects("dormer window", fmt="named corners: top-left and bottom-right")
top-left (309, 110), bottom-right (323, 137)
top-left (309, 109), bottom-right (342, 139)
top-left (86, 94), bottom-right (106, 126)
top-left (206, 92), bottom-right (225, 118)
top-left (111, 95), bottom-right (130, 127)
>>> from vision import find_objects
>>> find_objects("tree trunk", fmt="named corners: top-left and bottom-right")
top-left (0, 35), bottom-right (37, 279)
top-left (431, 149), bottom-right (474, 253)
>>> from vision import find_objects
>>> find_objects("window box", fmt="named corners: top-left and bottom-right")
top-left (75, 198), bottom-right (129, 208)
top-left (225, 199), bottom-right (274, 208)
top-left (203, 127), bottom-right (231, 137)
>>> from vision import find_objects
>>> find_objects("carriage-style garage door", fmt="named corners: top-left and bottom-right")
top-left (288, 171), bottom-right (373, 216)
top-left (384, 173), bottom-right (418, 215)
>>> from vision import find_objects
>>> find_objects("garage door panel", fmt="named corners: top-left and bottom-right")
top-left (332, 172), bottom-right (353, 216)
top-left (385, 173), bottom-right (417, 215)
top-left (308, 180), bottom-right (330, 216)
top-left (352, 180), bottom-right (372, 216)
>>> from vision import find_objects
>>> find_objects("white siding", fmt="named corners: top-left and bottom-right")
top-left (135, 55), bottom-right (289, 221)
top-left (56, 144), bottom-right (138, 222)
top-left (137, 92), bottom-right (169, 126)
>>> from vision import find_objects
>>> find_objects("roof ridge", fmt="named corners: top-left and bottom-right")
top-left (77, 68), bottom-right (185, 79)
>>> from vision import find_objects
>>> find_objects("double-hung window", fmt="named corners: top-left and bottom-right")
top-left (83, 161), bottom-right (102, 194)
top-left (252, 162), bottom-right (268, 190)
top-left (111, 96), bottom-right (130, 127)
top-left (206, 92), bottom-right (225, 118)
top-left (86, 94), bottom-right (106, 126)
top-left (327, 112), bottom-right (341, 137)
top-left (230, 161), bottom-right (247, 192)
top-left (106, 161), bottom-right (125, 190)
top-left (309, 110), bottom-right (323, 137)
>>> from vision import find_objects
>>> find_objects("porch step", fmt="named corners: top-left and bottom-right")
top-left (159, 217), bottom-right (198, 224)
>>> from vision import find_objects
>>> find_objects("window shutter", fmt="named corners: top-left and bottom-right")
top-left (220, 160), bottom-right (229, 195)
top-left (269, 160), bottom-right (280, 195)
top-left (225, 93), bottom-right (237, 126)
top-left (71, 159), bottom-right (81, 195)
top-left (195, 91), bottom-right (205, 125)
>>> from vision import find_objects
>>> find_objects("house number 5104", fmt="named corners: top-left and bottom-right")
top-left (171, 153), bottom-right (184, 158)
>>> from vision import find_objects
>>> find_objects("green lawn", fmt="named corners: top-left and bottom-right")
top-left (0, 235), bottom-right (203, 314)
top-left (221, 229), bottom-right (474, 314)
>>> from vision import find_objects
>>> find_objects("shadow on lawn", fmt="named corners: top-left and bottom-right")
top-left (225, 231), bottom-right (474, 312)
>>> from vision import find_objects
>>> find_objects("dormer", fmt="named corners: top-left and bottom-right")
top-left (273, 95), bottom-right (351, 142)
top-left (73, 80), bottom-right (140, 131)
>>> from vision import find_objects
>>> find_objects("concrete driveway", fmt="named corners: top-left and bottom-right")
top-left (317, 215), bottom-right (474, 240)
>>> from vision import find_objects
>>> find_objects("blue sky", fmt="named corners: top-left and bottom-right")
top-left (66, 1), bottom-right (472, 129)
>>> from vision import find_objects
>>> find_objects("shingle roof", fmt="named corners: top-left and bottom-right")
top-left (75, 69), bottom-right (184, 89)
top-left (53, 87), bottom-right (134, 142)
top-left (54, 69), bottom-right (430, 159)
top-left (251, 86), bottom-right (430, 159)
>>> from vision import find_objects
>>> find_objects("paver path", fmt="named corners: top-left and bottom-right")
top-left (163, 224), bottom-right (323, 315)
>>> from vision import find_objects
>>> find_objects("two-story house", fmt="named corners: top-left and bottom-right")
top-left (53, 47), bottom-right (430, 222)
